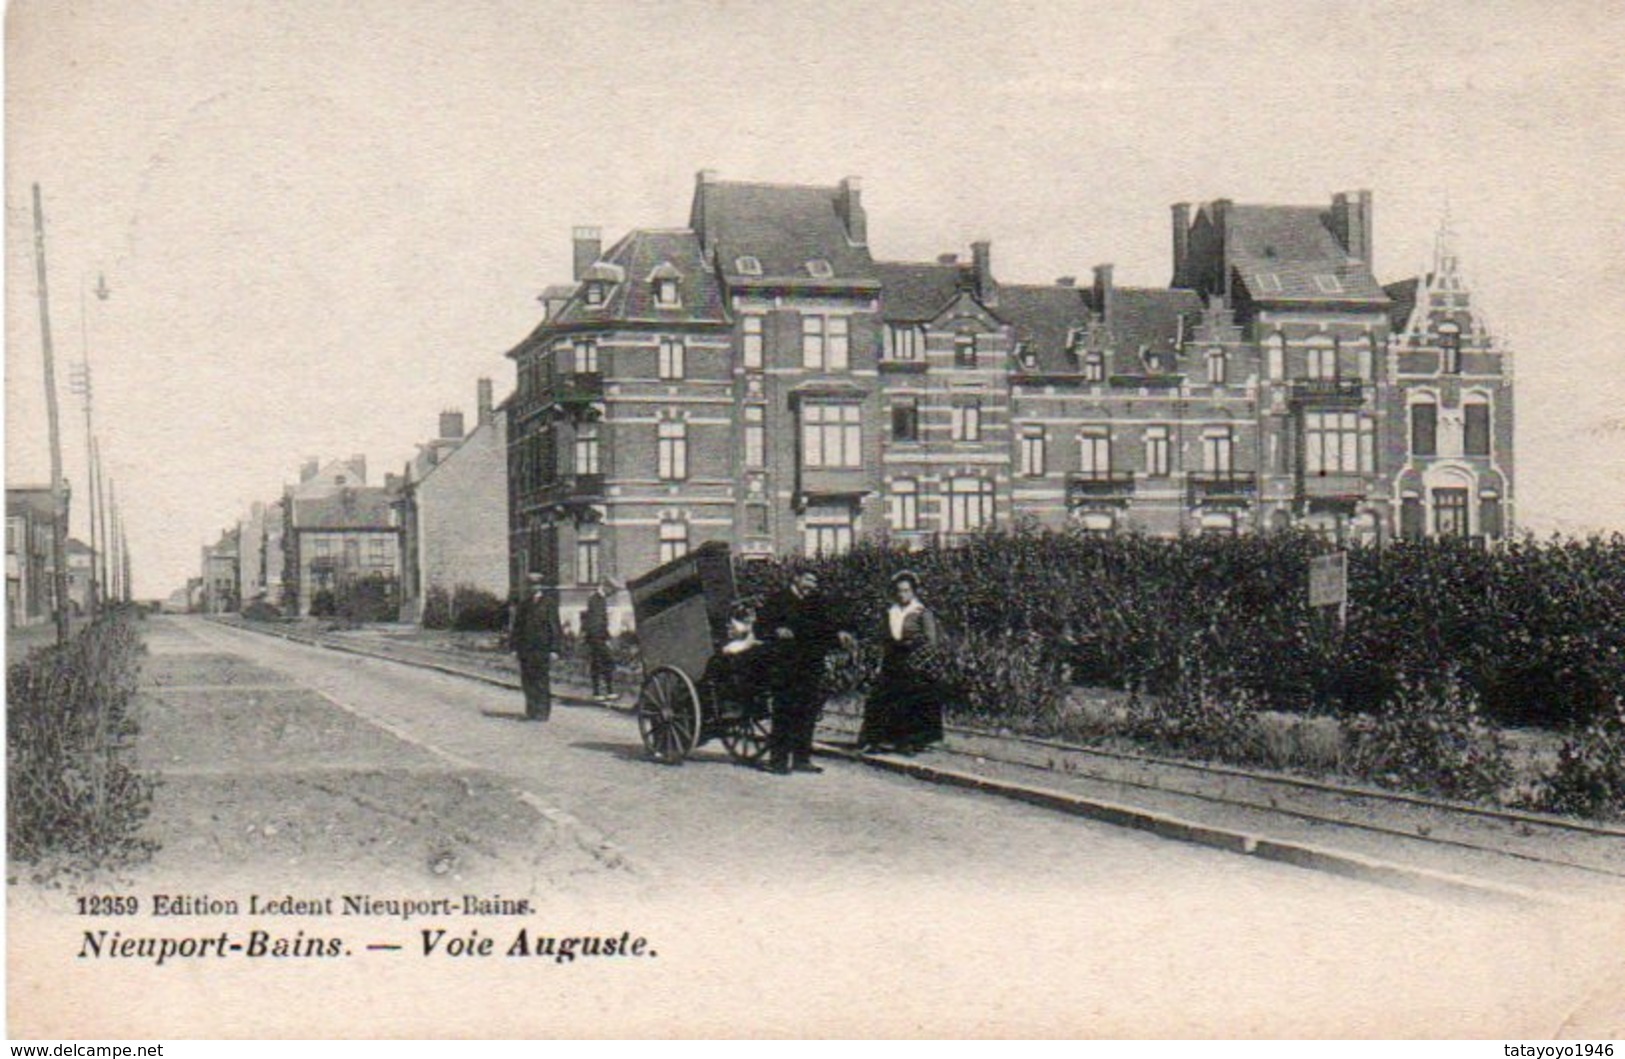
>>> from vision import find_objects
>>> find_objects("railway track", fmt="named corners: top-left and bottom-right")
top-left (207, 616), bottom-right (1625, 899)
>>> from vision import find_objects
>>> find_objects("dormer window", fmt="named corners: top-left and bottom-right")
top-left (1254, 273), bottom-right (1283, 293)
top-left (805, 259), bottom-right (834, 279)
top-left (1438, 322), bottom-right (1462, 374)
top-left (583, 282), bottom-right (606, 307)
top-left (1314, 274), bottom-right (1343, 294)
top-left (1082, 350), bottom-right (1105, 383)
top-left (736, 256), bottom-right (762, 276)
top-left (654, 277), bottom-right (679, 308)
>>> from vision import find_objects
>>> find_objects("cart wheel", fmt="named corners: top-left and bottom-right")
top-left (636, 666), bottom-right (702, 764)
top-left (721, 710), bottom-right (771, 765)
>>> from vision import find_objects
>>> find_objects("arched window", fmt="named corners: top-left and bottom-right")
top-left (1438, 322), bottom-right (1462, 374)
top-left (1264, 333), bottom-right (1285, 381)
top-left (1410, 397), bottom-right (1438, 457)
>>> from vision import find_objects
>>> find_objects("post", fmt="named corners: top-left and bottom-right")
top-left (32, 184), bottom-right (70, 644)
top-left (94, 436), bottom-right (110, 600)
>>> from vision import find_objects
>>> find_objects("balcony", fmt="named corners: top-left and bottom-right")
top-left (536, 473), bottom-right (606, 508)
top-left (1187, 471), bottom-right (1258, 504)
top-left (550, 372), bottom-right (604, 405)
top-left (1066, 471), bottom-right (1136, 506)
top-left (1297, 472), bottom-right (1368, 503)
top-left (1288, 378), bottom-right (1364, 405)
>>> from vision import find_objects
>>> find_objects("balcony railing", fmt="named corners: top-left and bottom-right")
top-left (550, 371), bottom-right (604, 404)
top-left (1066, 471), bottom-right (1136, 504)
top-left (536, 472), bottom-right (606, 507)
top-left (1187, 471), bottom-right (1258, 503)
top-left (1297, 472), bottom-right (1368, 501)
top-left (1288, 377), bottom-right (1364, 404)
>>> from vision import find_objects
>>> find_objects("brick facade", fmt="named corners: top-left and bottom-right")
top-left (505, 176), bottom-right (1515, 630)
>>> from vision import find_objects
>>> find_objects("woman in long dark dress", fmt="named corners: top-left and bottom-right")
top-left (858, 571), bottom-right (948, 754)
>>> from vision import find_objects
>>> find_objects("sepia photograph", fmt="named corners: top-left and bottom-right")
top-left (5, 0), bottom-right (1625, 1042)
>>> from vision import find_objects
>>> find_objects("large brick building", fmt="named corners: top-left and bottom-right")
top-left (506, 174), bottom-right (1514, 628)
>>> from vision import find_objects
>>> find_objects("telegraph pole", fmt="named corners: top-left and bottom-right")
top-left (94, 436), bottom-right (110, 599)
top-left (108, 479), bottom-right (120, 603)
top-left (120, 510), bottom-right (132, 603)
top-left (32, 184), bottom-right (70, 644)
top-left (71, 285), bottom-right (99, 616)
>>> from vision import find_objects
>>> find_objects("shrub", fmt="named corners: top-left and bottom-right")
top-left (241, 599), bottom-right (282, 622)
top-left (1535, 701), bottom-right (1625, 819)
top-left (336, 575), bottom-right (399, 624)
top-left (1341, 673), bottom-right (1513, 802)
top-left (1122, 655), bottom-right (1265, 766)
top-left (937, 628), bottom-right (1068, 732)
top-left (449, 585), bottom-right (507, 632)
top-left (7, 611), bottom-right (156, 877)
top-left (421, 586), bottom-right (452, 630)
top-left (310, 588), bottom-right (337, 618)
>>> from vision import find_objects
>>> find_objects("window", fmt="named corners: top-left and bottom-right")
top-left (954, 334), bottom-right (976, 368)
top-left (1304, 411), bottom-right (1373, 474)
top-left (575, 425), bottom-right (599, 475)
top-left (804, 509), bottom-right (853, 556)
top-left (576, 535), bottom-right (600, 585)
top-left (584, 282), bottom-right (605, 307)
top-left (1202, 428), bottom-right (1234, 474)
top-left (1083, 350), bottom-right (1105, 383)
top-left (1199, 511), bottom-right (1237, 537)
top-left (658, 420), bottom-right (687, 480)
top-left (891, 398), bottom-right (920, 443)
top-left (802, 402), bottom-right (861, 468)
top-left (1077, 511), bottom-right (1114, 537)
top-left (1206, 351), bottom-right (1227, 385)
top-left (736, 256), bottom-right (762, 276)
top-left (653, 277), bottom-right (680, 308)
top-left (1401, 496), bottom-right (1424, 540)
top-left (1464, 400), bottom-right (1491, 456)
top-left (1411, 401), bottom-right (1438, 457)
top-left (1255, 273), bottom-right (1283, 293)
top-left (801, 316), bottom-right (825, 369)
top-left (1439, 322), bottom-right (1462, 374)
top-left (947, 477), bottom-right (995, 533)
top-left (827, 316), bottom-right (850, 370)
top-left (746, 504), bottom-right (769, 536)
top-left (1019, 425), bottom-right (1046, 477)
top-left (1314, 274), bottom-right (1343, 294)
top-left (368, 537), bottom-right (388, 566)
top-left (659, 517), bottom-right (688, 564)
top-left (1306, 341), bottom-right (1337, 380)
top-left (1434, 488), bottom-right (1469, 537)
top-left (890, 479), bottom-right (919, 531)
top-left (805, 259), bottom-right (834, 279)
top-left (573, 338), bottom-right (598, 374)
top-left (886, 325), bottom-right (921, 361)
top-left (314, 537), bottom-right (332, 558)
top-left (659, 337), bottom-right (685, 380)
top-left (741, 315), bottom-right (764, 370)
top-left (1145, 426), bottom-right (1171, 477)
top-left (1265, 333), bottom-right (1285, 380)
top-left (1480, 494), bottom-right (1503, 540)
top-left (744, 406), bottom-right (765, 470)
top-left (951, 400), bottom-right (982, 442)
top-left (1079, 429), bottom-right (1112, 475)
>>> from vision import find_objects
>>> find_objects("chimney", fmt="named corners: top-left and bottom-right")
top-left (1055, 276), bottom-right (1077, 287)
top-left (971, 240), bottom-right (996, 306)
top-left (1329, 191), bottom-right (1372, 264)
top-left (439, 409), bottom-right (465, 441)
top-left (838, 176), bottom-right (867, 246)
top-left (300, 457), bottom-right (319, 483)
top-left (477, 377), bottom-right (494, 426)
top-left (349, 454), bottom-right (367, 484)
top-left (1211, 199), bottom-right (1233, 297)
top-left (1171, 203), bottom-right (1191, 286)
top-left (937, 253), bottom-right (958, 265)
top-left (572, 227), bottom-right (602, 281)
top-left (1093, 263), bottom-right (1115, 328)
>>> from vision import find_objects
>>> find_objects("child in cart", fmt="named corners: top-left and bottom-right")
top-left (705, 599), bottom-right (775, 720)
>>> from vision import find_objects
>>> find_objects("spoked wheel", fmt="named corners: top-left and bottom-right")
top-left (636, 666), bottom-right (702, 765)
top-left (721, 707), bottom-right (772, 766)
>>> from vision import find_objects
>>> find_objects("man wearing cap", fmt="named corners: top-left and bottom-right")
top-left (758, 571), bottom-right (850, 774)
top-left (511, 575), bottom-right (562, 721)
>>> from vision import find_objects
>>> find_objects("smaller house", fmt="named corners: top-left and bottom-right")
top-left (288, 486), bottom-right (399, 617)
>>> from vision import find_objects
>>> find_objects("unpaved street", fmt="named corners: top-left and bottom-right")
top-left (10, 616), bottom-right (1624, 1038)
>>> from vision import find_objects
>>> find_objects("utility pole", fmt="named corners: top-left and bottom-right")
top-left (94, 436), bottom-right (110, 600)
top-left (70, 334), bottom-right (98, 615)
top-left (108, 479), bottom-right (120, 604)
top-left (120, 510), bottom-right (132, 603)
top-left (32, 183), bottom-right (70, 644)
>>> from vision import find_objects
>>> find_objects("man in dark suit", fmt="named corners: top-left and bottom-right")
top-left (583, 579), bottom-right (615, 702)
top-left (511, 574), bottom-right (561, 721)
top-left (759, 571), bottom-right (850, 774)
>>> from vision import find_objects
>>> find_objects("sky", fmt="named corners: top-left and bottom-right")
top-left (6, 0), bottom-right (1625, 598)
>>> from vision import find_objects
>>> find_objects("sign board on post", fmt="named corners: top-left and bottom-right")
top-left (1309, 550), bottom-right (1348, 626)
